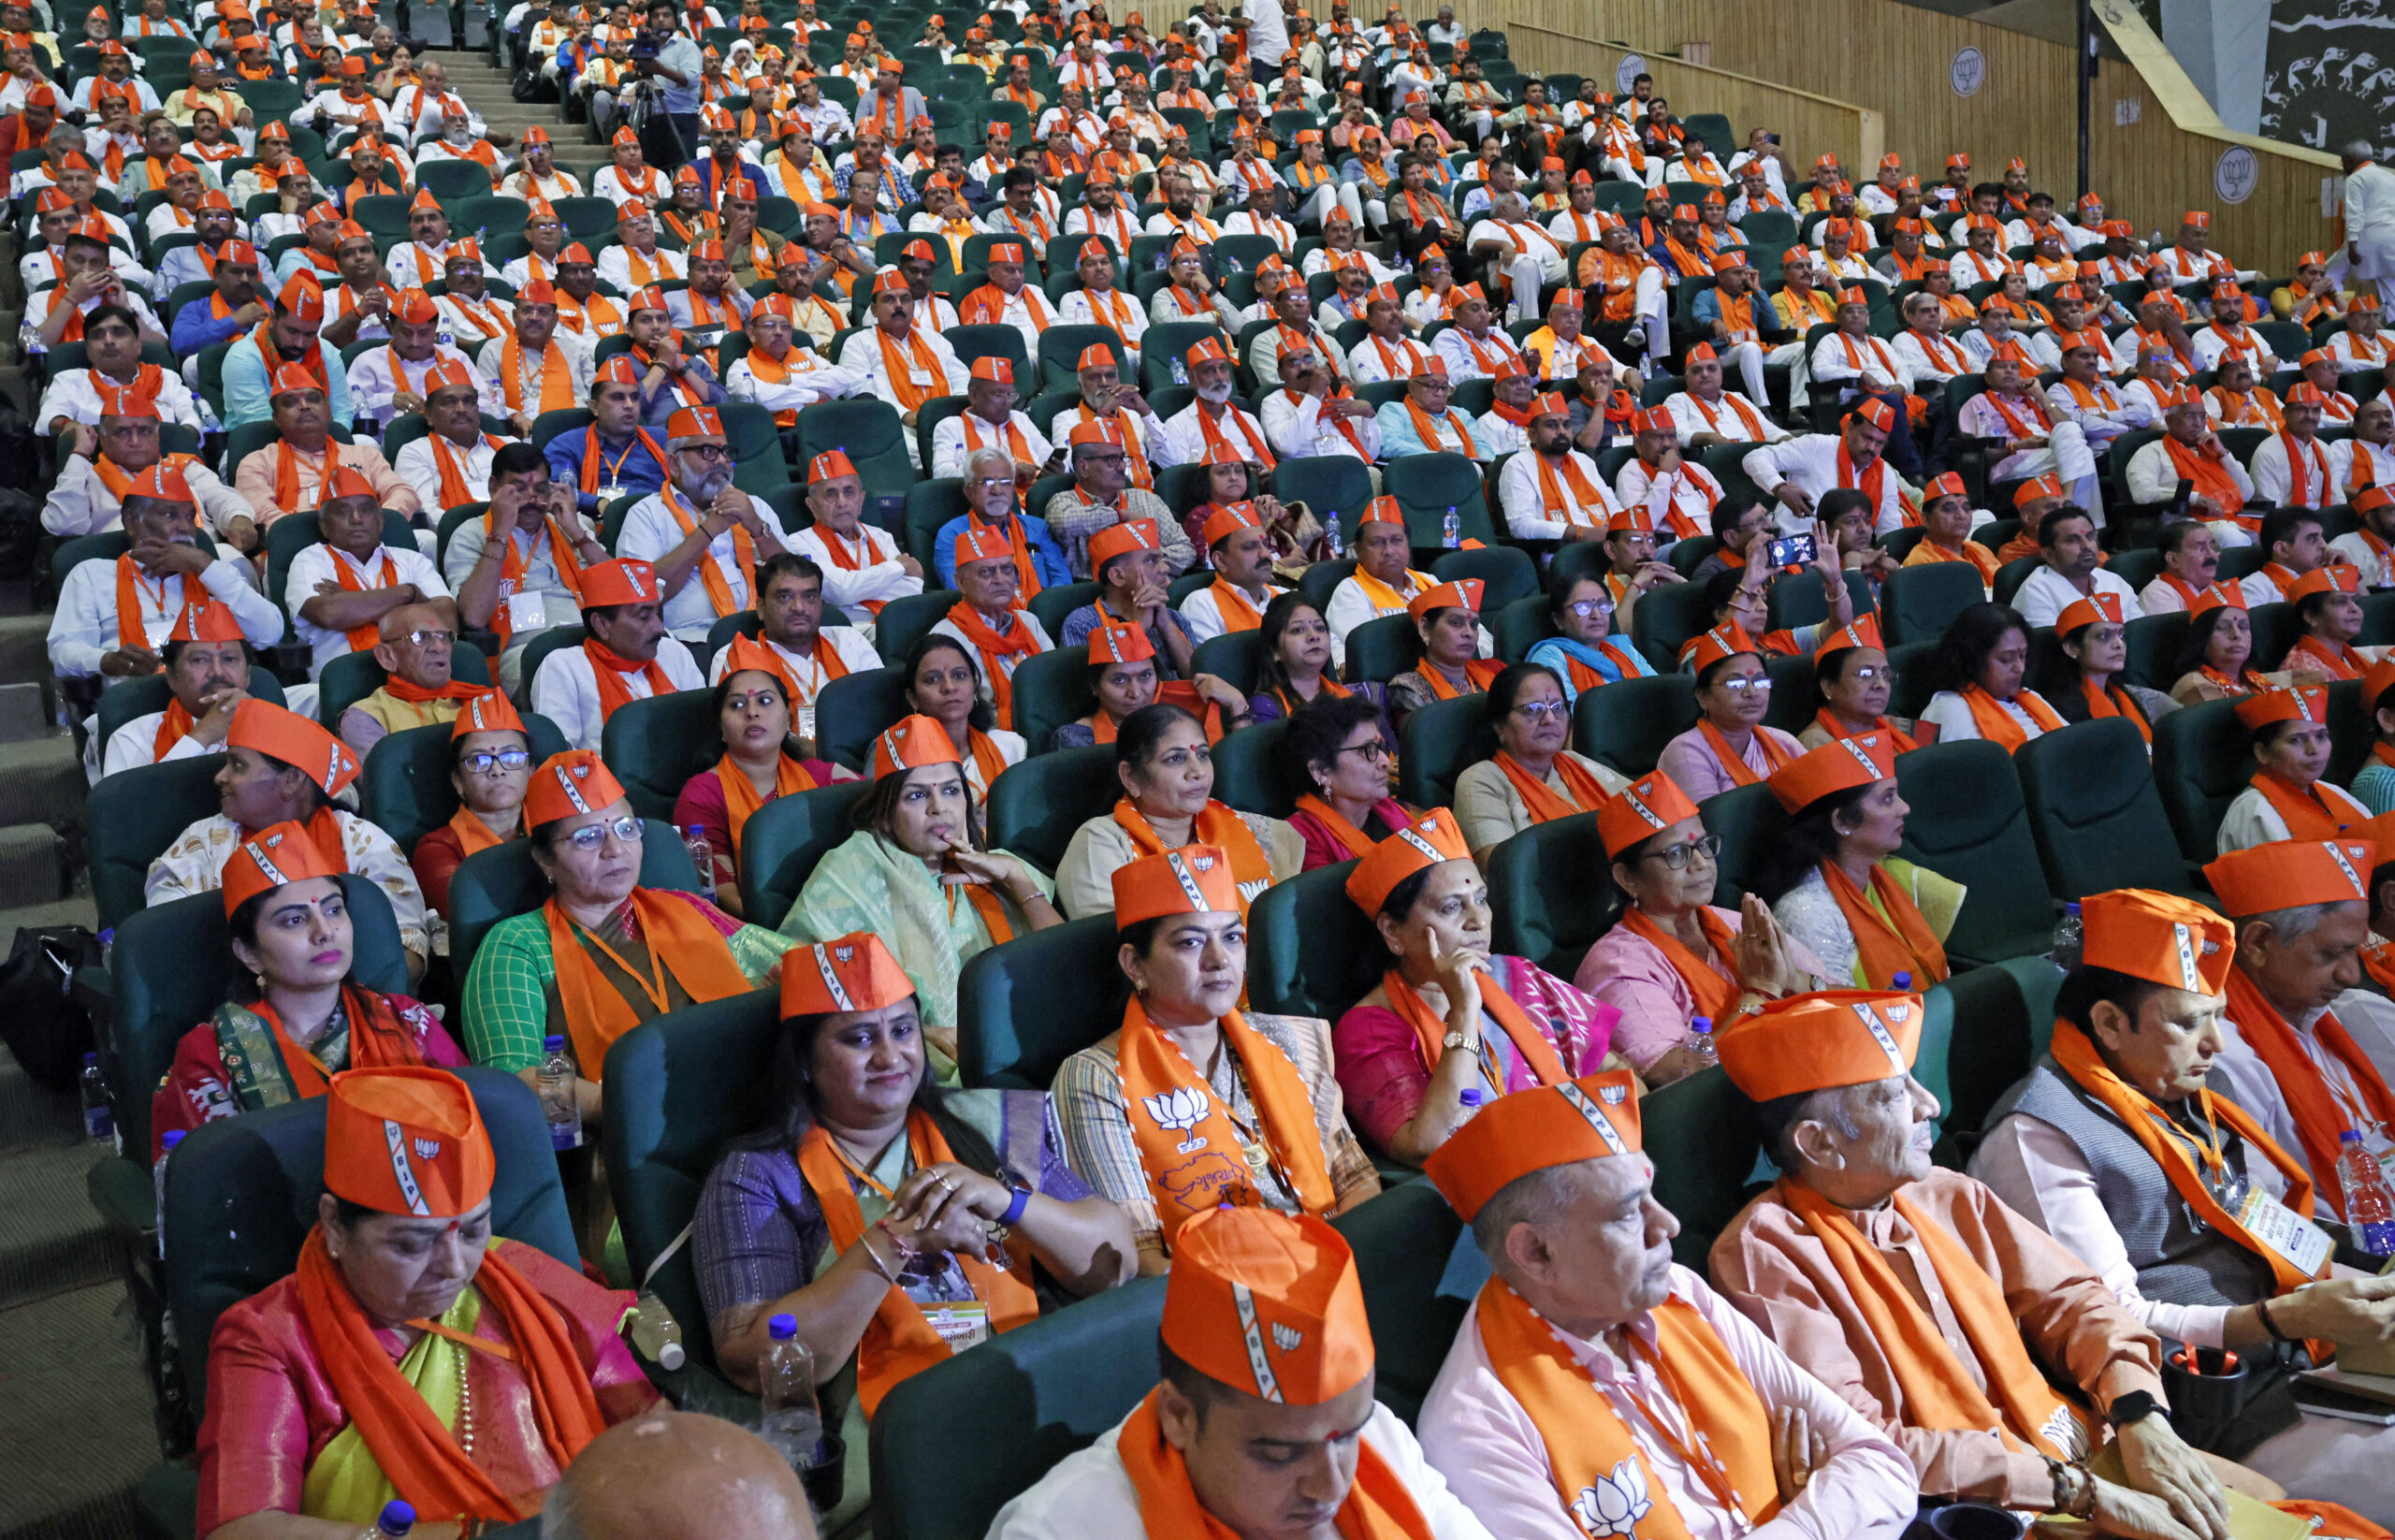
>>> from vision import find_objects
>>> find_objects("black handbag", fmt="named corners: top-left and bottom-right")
top-left (0, 924), bottom-right (103, 1091)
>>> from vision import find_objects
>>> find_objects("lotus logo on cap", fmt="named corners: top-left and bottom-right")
top-left (2173, 921), bottom-right (2199, 992)
top-left (1272, 1322), bottom-right (1304, 1353)
top-left (1600, 1081), bottom-right (1629, 1106)
top-left (414, 1136), bottom-right (442, 1161)
top-left (1558, 1081), bottom-right (1629, 1155)
top-left (242, 838), bottom-right (289, 886)
top-left (554, 763), bottom-right (593, 815)
top-left (2332, 842), bottom-right (2368, 895)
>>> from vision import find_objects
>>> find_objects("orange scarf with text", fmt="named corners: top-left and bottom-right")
top-left (1111, 798), bottom-right (1273, 916)
top-left (499, 337), bottom-right (576, 418)
top-left (484, 512), bottom-right (588, 648)
top-left (659, 486), bottom-right (757, 618)
top-left (328, 545), bottom-right (399, 652)
top-left (2221, 968), bottom-right (2395, 1224)
top-left (543, 890), bottom-right (750, 1074)
top-left (2163, 435), bottom-right (2248, 519)
top-left (1820, 858), bottom-right (1950, 989)
top-left (2247, 769), bottom-right (2365, 837)
top-left (943, 603), bottom-right (1040, 728)
top-left (1531, 452), bottom-right (1610, 529)
top-left (1960, 685), bottom-right (2064, 751)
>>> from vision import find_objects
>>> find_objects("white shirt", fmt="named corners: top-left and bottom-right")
top-left (1260, 388), bottom-right (1379, 461)
top-left (1156, 400), bottom-right (1275, 468)
top-left (616, 490), bottom-right (801, 641)
top-left (283, 542), bottom-right (452, 677)
top-left (1741, 435), bottom-right (1909, 535)
top-left (1807, 328), bottom-right (1910, 395)
top-left (1918, 689), bottom-right (2054, 745)
top-left (930, 409), bottom-right (1055, 481)
top-left (2251, 432), bottom-right (2338, 510)
top-left (36, 367), bottom-right (200, 435)
top-left (392, 433), bottom-right (511, 516)
top-left (48, 553), bottom-right (283, 676)
top-left (345, 343), bottom-right (502, 428)
top-left (2333, 439), bottom-right (2395, 501)
top-left (835, 325), bottom-right (969, 422)
top-left (2332, 528), bottom-right (2395, 589)
top-left (703, 628), bottom-right (883, 705)
top-left (788, 521), bottom-right (924, 617)
top-left (1433, 326), bottom-right (1528, 383)
top-left (1056, 287), bottom-right (1147, 357)
top-left (1499, 447), bottom-right (1621, 539)
top-left (724, 348), bottom-right (869, 420)
top-left (529, 636), bottom-right (706, 750)
top-left (1325, 568), bottom-right (1430, 646)
top-left (2125, 438), bottom-right (2257, 508)
top-left (1180, 579), bottom-right (1290, 646)
top-left (2010, 564), bottom-right (2144, 631)
top-left (98, 705), bottom-right (218, 780)
top-left (1348, 331), bottom-right (1436, 384)
top-left (595, 243), bottom-right (689, 295)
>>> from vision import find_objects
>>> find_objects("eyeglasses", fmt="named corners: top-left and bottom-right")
top-left (1640, 833), bottom-right (1721, 870)
top-left (1840, 665), bottom-right (1888, 683)
top-left (1713, 676), bottom-right (1773, 694)
top-left (678, 443), bottom-right (731, 461)
top-left (1512, 700), bottom-right (1570, 720)
top-left (969, 475), bottom-right (1016, 490)
top-left (400, 629), bottom-right (456, 648)
top-left (1563, 599), bottom-right (1614, 618)
top-left (1338, 738), bottom-right (1391, 762)
top-left (554, 815), bottom-right (645, 852)
top-left (460, 748), bottom-right (530, 774)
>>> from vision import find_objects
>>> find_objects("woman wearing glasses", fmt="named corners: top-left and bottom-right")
top-left (1757, 733), bottom-right (1958, 993)
top-left (1655, 623), bottom-right (1804, 800)
top-left (460, 751), bottom-right (790, 1126)
top-left (1451, 663), bottom-right (1628, 858)
top-left (1574, 771), bottom-right (1823, 1087)
top-left (1524, 572), bottom-right (1654, 704)
top-left (1797, 615), bottom-right (1922, 749)
top-left (1281, 693), bottom-right (1417, 869)
top-left (410, 690), bottom-right (536, 916)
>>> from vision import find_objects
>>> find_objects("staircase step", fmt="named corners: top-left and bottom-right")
top-left (0, 1283), bottom-right (156, 1536)
top-left (0, 611), bottom-right (55, 692)
top-left (0, 824), bottom-right (68, 910)
top-left (0, 1134), bottom-right (117, 1313)
top-left (0, 682), bottom-right (50, 746)
top-left (0, 739), bottom-right (88, 858)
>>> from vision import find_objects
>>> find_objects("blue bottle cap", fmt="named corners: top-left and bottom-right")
top-left (544, 1034), bottom-right (566, 1053)
top-left (2064, 901), bottom-right (2081, 916)
top-left (83, 1052), bottom-right (97, 1066)
top-left (162, 1130), bottom-right (185, 1150)
top-left (2344, 1129), bottom-right (2366, 1144)
top-left (380, 1501), bottom-right (416, 1536)
top-left (768, 1312), bottom-right (798, 1339)
top-left (1893, 971), bottom-right (1912, 989)
top-left (1459, 1088), bottom-right (1484, 1107)
top-left (1690, 1016), bottom-right (1713, 1034)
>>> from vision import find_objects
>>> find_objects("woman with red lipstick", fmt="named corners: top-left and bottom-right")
top-left (150, 820), bottom-right (465, 1161)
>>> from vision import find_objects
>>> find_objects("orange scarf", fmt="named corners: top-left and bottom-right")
top-left (542, 891), bottom-right (752, 1074)
top-left (1194, 401), bottom-right (1275, 468)
top-left (1820, 859), bottom-right (1950, 989)
top-left (1531, 452), bottom-right (1611, 529)
top-left (1117, 1387), bottom-right (1435, 1539)
top-left (1376, 963), bottom-right (1567, 1087)
top-left (1907, 538), bottom-right (1999, 584)
top-left (152, 697), bottom-right (197, 763)
top-left (575, 425), bottom-right (670, 496)
top-left (584, 638), bottom-right (673, 722)
top-left (1618, 905), bottom-right (1741, 1026)
top-left (874, 325), bottom-right (947, 412)
top-left (1292, 792), bottom-right (1380, 858)
top-left (2288, 633), bottom-right (2366, 681)
top-left (327, 546), bottom-right (399, 653)
top-left (1810, 709), bottom-right (1920, 753)
top-left (292, 1229), bottom-right (607, 1523)
top-left (942, 603), bottom-right (1041, 729)
top-left (427, 434), bottom-right (504, 512)
top-left (1959, 685), bottom-right (2064, 751)
top-left (1682, 391), bottom-right (1767, 442)
top-left (659, 487), bottom-right (757, 618)
top-left (444, 803), bottom-right (515, 858)
top-left (113, 555), bottom-right (181, 651)
top-left (1491, 750), bottom-right (1612, 825)
top-left (270, 442), bottom-right (346, 516)
top-left (716, 753), bottom-right (818, 860)
top-left (1477, 1278), bottom-right (1777, 1540)
top-left (2163, 436), bottom-right (2247, 520)
top-left (1405, 399), bottom-right (1477, 458)
top-left (2079, 678), bottom-right (2152, 744)
top-left (2247, 770), bottom-right (2365, 839)
top-left (1412, 658), bottom-right (1504, 702)
top-left (1112, 799), bottom-right (1273, 915)
top-left (498, 336), bottom-right (576, 416)
top-left (251, 983), bottom-right (428, 1096)
top-left (1778, 1177), bottom-right (2074, 1457)
top-left (794, 1111), bottom-right (1038, 1416)
top-left (484, 512), bottom-right (588, 648)
top-left (1836, 440), bottom-right (1889, 518)
top-left (1114, 994), bottom-right (1335, 1244)
top-left (1696, 720), bottom-right (1796, 789)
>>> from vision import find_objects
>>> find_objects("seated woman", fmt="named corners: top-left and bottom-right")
top-left (1385, 578), bottom-right (1502, 721)
top-left (2283, 565), bottom-right (2376, 681)
top-left (2214, 686), bottom-right (2368, 850)
top-left (1799, 616), bottom-right (1921, 749)
top-left (1054, 702), bottom-right (1303, 920)
top-left (1897, 473), bottom-right (1998, 589)
top-left (1283, 692), bottom-right (1416, 868)
top-left (1684, 522), bottom-right (1854, 662)
top-left (2044, 591), bottom-right (2170, 748)
top-left (1655, 623), bottom-right (1804, 800)
top-left (1243, 592), bottom-right (1380, 723)
top-left (783, 715), bottom-right (1060, 1079)
top-left (1332, 807), bottom-right (1623, 1165)
top-left (154, 822), bottom-right (465, 1161)
top-left (1051, 621), bottom-right (1251, 750)
top-left (1759, 733), bottom-right (1960, 991)
top-left (2168, 584), bottom-right (2269, 705)
top-left (903, 633), bottom-right (1026, 805)
top-left (1451, 662), bottom-right (1628, 857)
top-left (2350, 660), bottom-right (2395, 814)
top-left (409, 690), bottom-right (532, 917)
top-left (1180, 441), bottom-right (1319, 571)
top-left (692, 931), bottom-right (1135, 1420)
top-left (1050, 846), bottom-right (1380, 1274)
top-left (672, 634), bottom-right (848, 914)
top-left (1525, 569), bottom-right (1653, 703)
top-left (1575, 772), bottom-right (1822, 1085)
top-left (460, 751), bottom-right (788, 1121)
top-left (196, 1068), bottom-right (658, 1536)
top-left (1916, 601), bottom-right (2063, 749)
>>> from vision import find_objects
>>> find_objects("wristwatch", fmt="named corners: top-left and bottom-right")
top-left (2108, 1390), bottom-right (2160, 1427)
top-left (1443, 1029), bottom-right (1471, 1051)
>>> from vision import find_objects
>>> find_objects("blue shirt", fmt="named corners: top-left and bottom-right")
top-left (220, 331), bottom-right (352, 429)
top-left (651, 32), bottom-right (704, 115)
top-left (544, 426), bottom-right (668, 513)
top-left (931, 511), bottom-right (1072, 589)
top-left (169, 292), bottom-right (251, 357)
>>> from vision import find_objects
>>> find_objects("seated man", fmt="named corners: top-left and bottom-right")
top-left (1415, 1069), bottom-right (1919, 1540)
top-left (337, 601), bottom-right (488, 756)
top-left (37, 302), bottom-right (202, 443)
top-left (478, 278), bottom-right (592, 434)
top-left (1046, 421), bottom-right (1194, 580)
top-left (1327, 499), bottom-right (1436, 647)
top-left (447, 443), bottom-right (610, 693)
top-left (93, 599), bottom-right (251, 780)
top-left (165, 238), bottom-right (271, 362)
top-left (988, 1204), bottom-right (1491, 1540)
top-left (529, 558), bottom-right (706, 750)
top-left (934, 445), bottom-right (1073, 592)
top-left (2012, 505), bottom-right (2144, 632)
top-left (1616, 410), bottom-right (1724, 543)
top-left (146, 698), bottom-right (428, 970)
top-left (544, 357), bottom-right (671, 517)
top-left (703, 551), bottom-right (881, 738)
top-left (1051, 343), bottom-right (1166, 493)
top-left (835, 271), bottom-right (967, 468)
top-left (2238, 509), bottom-right (2331, 608)
top-left (283, 465), bottom-right (456, 681)
top-left (393, 366), bottom-right (520, 516)
top-left (783, 447), bottom-right (922, 628)
top-left (345, 288), bottom-right (501, 430)
top-left (1376, 356), bottom-right (1488, 460)
top-left (222, 271), bottom-right (353, 429)
top-left (664, 238), bottom-right (752, 341)
top-left (1431, 283), bottom-right (1532, 382)
top-left (1960, 357), bottom-right (2103, 516)
top-left (1060, 519), bottom-right (1198, 676)
top-left (23, 221), bottom-right (167, 359)
top-left (231, 365), bottom-right (421, 528)
top-left (49, 463), bottom-right (283, 683)
top-left (44, 387), bottom-right (248, 552)
top-left (1663, 341), bottom-right (1786, 448)
top-left (1181, 505), bottom-right (1290, 646)
top-left (723, 292), bottom-right (865, 452)
top-left (2251, 389), bottom-right (2338, 513)
top-left (930, 526), bottom-right (1057, 733)
top-left (435, 242), bottom-right (519, 352)
top-left (1713, 987), bottom-right (2243, 1524)
top-left (1499, 391), bottom-right (1623, 541)
top-left (2126, 389), bottom-right (2257, 545)
top-left (1743, 400), bottom-right (1909, 537)
top-left (930, 356), bottom-right (1059, 483)
top-left (617, 405), bottom-right (799, 645)
top-left (596, 205), bottom-right (689, 294)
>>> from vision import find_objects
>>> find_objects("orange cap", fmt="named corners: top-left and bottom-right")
top-left (1076, 342), bottom-right (1120, 370)
top-left (666, 404), bottom-right (726, 442)
top-left (1812, 614), bottom-right (1884, 664)
top-left (1343, 808), bottom-right (1467, 916)
top-left (167, 601), bottom-right (245, 646)
top-left (324, 1067), bottom-right (495, 1218)
top-left (2288, 566), bottom-right (2362, 603)
top-left (1767, 732), bottom-right (1898, 815)
top-left (579, 559), bottom-right (659, 609)
top-left (219, 819), bottom-right (343, 919)
top-left (2233, 685), bottom-right (2330, 732)
top-left (2012, 475), bottom-right (2064, 509)
top-left (2189, 582), bottom-right (2245, 617)
top-left (2367, 657), bottom-right (2395, 713)
top-left (1158, 1206), bottom-right (1373, 1405)
top-left (226, 699), bottom-right (358, 796)
top-left (871, 714), bottom-right (964, 779)
top-left (526, 749), bottom-right (628, 826)
top-left (1405, 578), bottom-right (1482, 622)
top-left (1715, 991), bottom-right (1923, 1101)
top-left (1087, 519), bottom-right (1163, 574)
top-left (1201, 504), bottom-right (1260, 550)
top-left (2204, 838), bottom-right (2374, 917)
top-left (1680, 622), bottom-right (1761, 675)
top-left (2054, 590), bottom-right (2130, 636)
top-left (1596, 772), bottom-right (1700, 860)
top-left (807, 448), bottom-right (858, 484)
top-left (1112, 844), bottom-right (1240, 925)
top-left (278, 270), bottom-right (327, 323)
top-left (1088, 622), bottom-right (1155, 665)
top-left (2080, 888), bottom-right (2235, 995)
top-left (1423, 1071), bottom-right (1643, 1222)
top-left (969, 356), bottom-right (1014, 385)
top-left (452, 688), bottom-right (525, 739)
top-left (781, 931), bottom-right (916, 1018)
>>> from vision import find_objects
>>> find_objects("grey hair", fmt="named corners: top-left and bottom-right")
top-left (2241, 902), bottom-right (2337, 946)
top-left (2349, 139), bottom-right (2379, 162)
top-left (963, 445), bottom-right (1014, 480)
top-left (1751, 1083), bottom-right (1865, 1172)
top-left (1493, 191), bottom-right (1528, 220)
top-left (1473, 1157), bottom-right (1597, 1281)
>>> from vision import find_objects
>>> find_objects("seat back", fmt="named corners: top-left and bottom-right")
top-left (1007, 645), bottom-right (1094, 755)
top-left (954, 915), bottom-right (1123, 1089)
top-left (1430, 545), bottom-right (1538, 613)
top-left (813, 665), bottom-right (913, 774)
top-left (2151, 698), bottom-right (2247, 864)
top-left (1487, 811), bottom-right (1615, 979)
top-left (871, 588), bottom-right (963, 667)
top-left (1386, 452), bottom-right (1491, 552)
top-left (1573, 673), bottom-right (1696, 776)
top-left (1212, 719), bottom-right (1299, 818)
top-left (2122, 612), bottom-right (2189, 692)
top-left (1700, 783), bottom-right (1787, 908)
top-left (1880, 562), bottom-right (1985, 647)
top-left (1247, 860), bottom-right (1386, 1021)
top-left (1644, 1066), bottom-right (1765, 1266)
top-left (1343, 614), bottom-right (1423, 685)
top-left (1331, 1181), bottom-right (1465, 1426)
top-left (167, 1067), bottom-right (574, 1416)
top-left (736, 781), bottom-right (874, 928)
top-left (1028, 580), bottom-right (1098, 640)
top-left (447, 821), bottom-right (703, 994)
top-left (2016, 718), bottom-right (2195, 900)
top-left (599, 689), bottom-right (720, 823)
top-left (356, 714), bottom-right (573, 856)
top-left (517, 625), bottom-right (589, 701)
top-left (795, 397), bottom-right (913, 502)
top-left (987, 745), bottom-right (1117, 875)
top-left (87, 755), bottom-right (227, 931)
top-left (1397, 694), bottom-right (1489, 809)
top-left (1890, 740), bottom-right (2053, 967)
top-left (1628, 578), bottom-right (1716, 672)
top-left (1271, 456), bottom-right (1375, 532)
top-left (1193, 629), bottom-right (1267, 697)
top-left (1923, 957), bottom-right (2060, 1152)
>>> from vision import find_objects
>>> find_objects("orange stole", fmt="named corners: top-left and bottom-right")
top-left (541, 891), bottom-right (752, 1074)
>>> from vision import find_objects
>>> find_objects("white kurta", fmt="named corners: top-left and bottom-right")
top-left (614, 493), bottom-right (800, 641)
top-left (146, 808), bottom-right (428, 956)
top-left (283, 542), bottom-right (453, 677)
top-left (528, 637), bottom-right (706, 750)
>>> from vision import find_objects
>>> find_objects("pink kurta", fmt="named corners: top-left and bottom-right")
top-left (1574, 908), bottom-right (1828, 1073)
top-left (1708, 1167), bottom-right (2167, 1506)
top-left (1656, 724), bottom-right (1805, 803)
top-left (196, 1239), bottom-right (660, 1533)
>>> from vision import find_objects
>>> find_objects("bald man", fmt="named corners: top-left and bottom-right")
top-left (541, 1411), bottom-right (818, 1540)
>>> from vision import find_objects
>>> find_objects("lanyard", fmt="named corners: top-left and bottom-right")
top-left (564, 911), bottom-right (670, 1012)
top-left (1614, 1330), bottom-right (1751, 1529)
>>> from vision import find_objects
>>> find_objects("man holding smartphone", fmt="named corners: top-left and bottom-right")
top-left (631, 0), bottom-right (704, 170)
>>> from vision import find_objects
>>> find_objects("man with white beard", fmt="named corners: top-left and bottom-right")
top-left (613, 404), bottom-right (797, 645)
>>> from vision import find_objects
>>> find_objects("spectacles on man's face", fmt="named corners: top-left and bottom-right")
top-left (399, 629), bottom-right (456, 648)
top-left (678, 443), bottom-right (731, 461)
top-left (1641, 832), bottom-right (1721, 870)
top-left (555, 814), bottom-right (645, 852)
top-left (460, 748), bottom-right (530, 774)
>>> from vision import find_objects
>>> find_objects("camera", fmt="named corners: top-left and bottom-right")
top-left (629, 30), bottom-right (663, 60)
top-left (1766, 532), bottom-right (1817, 569)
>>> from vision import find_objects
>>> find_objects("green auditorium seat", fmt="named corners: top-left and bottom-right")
top-left (1492, 595), bottom-right (1552, 662)
top-left (313, 647), bottom-right (491, 728)
top-left (1700, 784), bottom-right (1785, 908)
top-left (987, 745), bottom-right (1117, 876)
top-left (87, 755), bottom-right (227, 932)
top-left (2015, 718), bottom-right (2199, 900)
top-left (1926, 956), bottom-right (2064, 1164)
top-left (518, 625), bottom-right (589, 699)
top-left (1029, 580), bottom-right (1098, 641)
top-left (1487, 810), bottom-right (1616, 980)
top-left (813, 665), bottom-right (912, 774)
top-left (2247, 601), bottom-right (2301, 675)
top-left (1247, 860), bottom-right (1385, 1021)
top-left (1890, 739), bottom-right (2056, 967)
top-left (1643, 1066), bottom-right (1764, 1267)
top-left (876, 588), bottom-right (963, 666)
top-left (1880, 562), bottom-right (1985, 647)
top-left (1330, 1181), bottom-right (1465, 1425)
top-left (1344, 613), bottom-right (1421, 685)
top-left (357, 715), bottom-right (573, 855)
top-left (1574, 673), bottom-right (1696, 776)
top-left (2327, 677), bottom-right (2373, 788)
top-left (2121, 613), bottom-right (2188, 693)
top-left (1431, 545), bottom-right (1538, 614)
top-left (2152, 698), bottom-right (2247, 865)
top-left (904, 478), bottom-right (968, 565)
top-left (1884, 641), bottom-right (1943, 719)
top-left (1211, 720), bottom-right (1298, 818)
top-left (721, 402), bottom-right (796, 494)
top-left (1387, 453), bottom-right (1493, 555)
top-left (1766, 572), bottom-right (1876, 634)
top-left (448, 820), bottom-right (702, 993)
top-left (262, 509), bottom-right (423, 616)
top-left (1271, 457), bottom-right (1374, 534)
top-left (94, 669), bottom-right (284, 769)
top-left (1629, 578), bottom-right (1716, 672)
top-left (1006, 645), bottom-right (1093, 755)
top-left (953, 915), bottom-right (1122, 1089)
top-left (737, 781), bottom-right (874, 929)
top-left (1991, 557), bottom-right (2039, 608)
top-left (795, 397), bottom-right (914, 504)
top-left (869, 1277), bottom-right (1167, 1540)
top-left (600, 689), bottom-right (719, 823)
top-left (1193, 630), bottom-right (1267, 697)
top-left (1398, 694), bottom-right (1489, 810)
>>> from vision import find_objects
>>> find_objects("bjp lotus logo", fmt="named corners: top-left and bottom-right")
top-left (1140, 1086), bottom-right (1212, 1153)
top-left (1570, 1460), bottom-right (1651, 1538)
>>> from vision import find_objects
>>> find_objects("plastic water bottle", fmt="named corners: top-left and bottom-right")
top-left (374, 1501), bottom-right (415, 1540)
top-left (684, 824), bottom-right (718, 897)
top-left (1894, 971), bottom-right (1913, 992)
top-left (1459, 1087), bottom-right (1485, 1111)
top-left (1169, 354), bottom-right (1189, 385)
top-left (1687, 1016), bottom-right (1719, 1067)
top-left (80, 1053), bottom-right (111, 1142)
top-left (154, 1129), bottom-right (183, 1259)
top-left (1324, 508), bottom-right (1343, 558)
top-left (540, 1036), bottom-right (583, 1151)
top-left (2341, 1130), bottom-right (2395, 1255)
top-left (629, 1288), bottom-right (686, 1370)
top-left (759, 1314), bottom-right (824, 1473)
top-left (2052, 901), bottom-right (2083, 971)
top-left (1442, 505), bottom-right (1461, 546)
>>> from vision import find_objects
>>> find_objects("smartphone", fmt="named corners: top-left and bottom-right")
top-left (2169, 478), bottom-right (2194, 519)
top-left (1766, 531), bottom-right (1817, 569)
